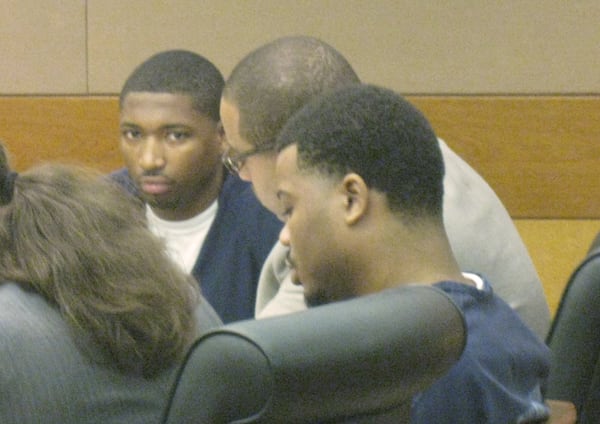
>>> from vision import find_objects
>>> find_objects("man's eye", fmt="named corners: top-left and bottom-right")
top-left (121, 129), bottom-right (142, 140)
top-left (166, 131), bottom-right (190, 143)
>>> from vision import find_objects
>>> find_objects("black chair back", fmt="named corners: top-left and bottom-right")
top-left (162, 285), bottom-right (466, 423)
top-left (546, 233), bottom-right (600, 422)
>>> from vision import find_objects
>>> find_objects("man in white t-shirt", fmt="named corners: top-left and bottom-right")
top-left (111, 50), bottom-right (282, 323)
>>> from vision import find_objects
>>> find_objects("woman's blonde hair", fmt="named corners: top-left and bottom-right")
top-left (0, 144), bottom-right (199, 377)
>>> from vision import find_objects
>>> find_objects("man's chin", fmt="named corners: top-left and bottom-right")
top-left (304, 293), bottom-right (331, 308)
top-left (145, 197), bottom-right (177, 211)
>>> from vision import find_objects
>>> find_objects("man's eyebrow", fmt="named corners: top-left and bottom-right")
top-left (161, 124), bottom-right (192, 130)
top-left (119, 122), bottom-right (191, 131)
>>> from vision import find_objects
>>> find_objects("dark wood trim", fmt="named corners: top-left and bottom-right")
top-left (1, 95), bottom-right (598, 218)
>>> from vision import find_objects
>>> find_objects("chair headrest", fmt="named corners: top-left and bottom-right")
top-left (162, 285), bottom-right (466, 423)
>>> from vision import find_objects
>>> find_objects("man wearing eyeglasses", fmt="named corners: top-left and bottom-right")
top-left (110, 50), bottom-right (282, 324)
top-left (220, 36), bottom-right (551, 339)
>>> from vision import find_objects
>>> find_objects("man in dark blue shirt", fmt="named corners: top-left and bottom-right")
top-left (274, 84), bottom-right (551, 422)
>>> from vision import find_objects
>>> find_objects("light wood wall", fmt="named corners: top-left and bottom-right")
top-left (1, 1), bottom-right (599, 95)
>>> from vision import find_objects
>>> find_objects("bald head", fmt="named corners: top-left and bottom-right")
top-left (223, 36), bottom-right (360, 148)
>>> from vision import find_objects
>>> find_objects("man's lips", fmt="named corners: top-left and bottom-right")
top-left (139, 177), bottom-right (172, 195)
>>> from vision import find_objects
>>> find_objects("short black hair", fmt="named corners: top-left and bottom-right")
top-left (120, 50), bottom-right (224, 122)
top-left (277, 84), bottom-right (445, 220)
top-left (223, 36), bottom-right (360, 147)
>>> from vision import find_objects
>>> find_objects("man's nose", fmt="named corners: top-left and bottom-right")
top-left (279, 223), bottom-right (290, 246)
top-left (138, 137), bottom-right (166, 170)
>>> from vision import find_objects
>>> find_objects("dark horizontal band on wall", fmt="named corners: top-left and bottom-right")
top-left (1, 95), bottom-right (598, 219)
top-left (409, 96), bottom-right (600, 219)
top-left (0, 96), bottom-right (121, 173)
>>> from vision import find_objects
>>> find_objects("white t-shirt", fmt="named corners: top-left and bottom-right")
top-left (145, 201), bottom-right (218, 273)
top-left (463, 272), bottom-right (485, 291)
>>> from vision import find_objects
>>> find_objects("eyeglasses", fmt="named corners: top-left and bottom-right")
top-left (222, 143), bottom-right (274, 174)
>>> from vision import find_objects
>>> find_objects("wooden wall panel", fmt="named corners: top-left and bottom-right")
top-left (1, 95), bottom-right (598, 218)
top-left (515, 219), bottom-right (600, 316)
top-left (0, 97), bottom-right (121, 172)
top-left (409, 96), bottom-right (600, 219)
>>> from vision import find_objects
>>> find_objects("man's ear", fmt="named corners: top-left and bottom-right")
top-left (216, 121), bottom-right (227, 152)
top-left (340, 173), bottom-right (369, 225)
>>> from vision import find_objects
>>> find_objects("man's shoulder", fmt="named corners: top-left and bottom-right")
top-left (220, 173), bottom-right (254, 199)
top-left (215, 173), bottom-right (282, 242)
top-left (107, 168), bottom-right (139, 196)
top-left (219, 174), bottom-right (274, 217)
top-left (0, 283), bottom-right (64, 342)
top-left (108, 167), bottom-right (129, 181)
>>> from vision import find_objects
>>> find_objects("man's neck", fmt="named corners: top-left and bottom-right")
top-left (357, 223), bottom-right (468, 293)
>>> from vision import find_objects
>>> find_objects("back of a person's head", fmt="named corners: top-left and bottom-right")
top-left (0, 144), bottom-right (199, 377)
top-left (223, 35), bottom-right (360, 147)
top-left (120, 49), bottom-right (224, 121)
top-left (276, 84), bottom-right (445, 221)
